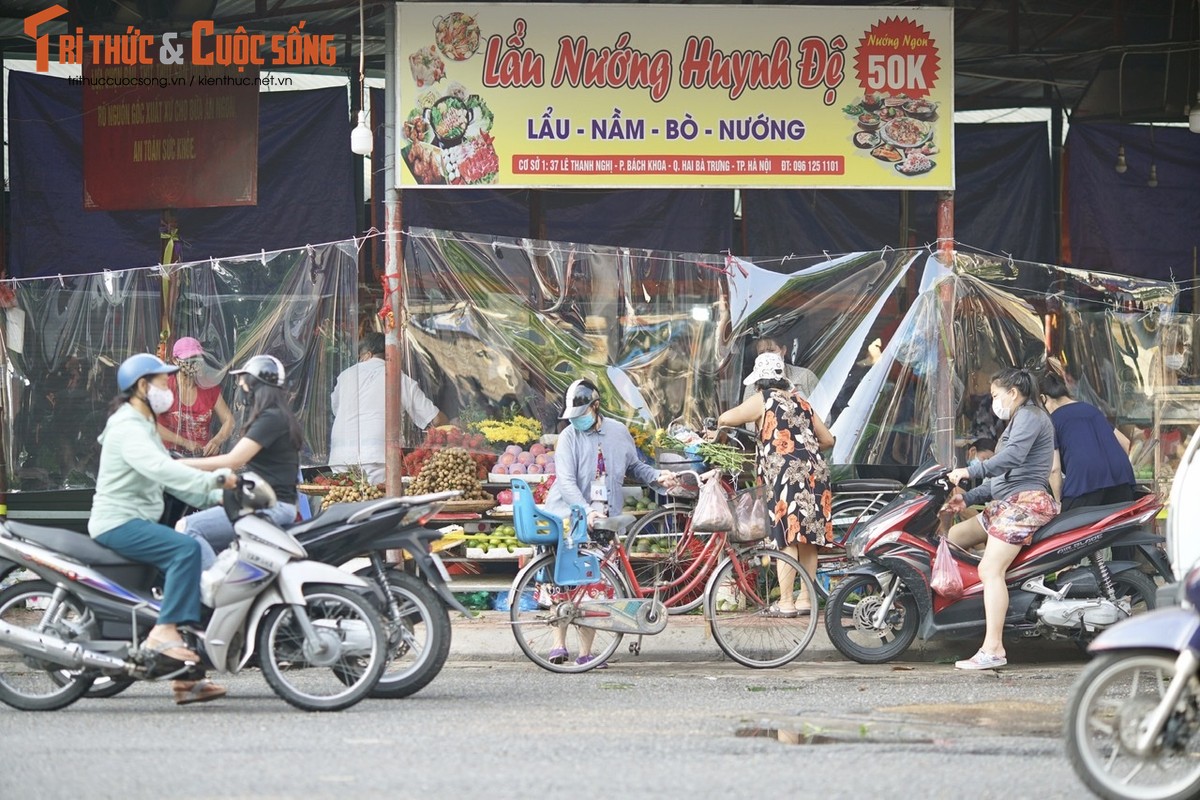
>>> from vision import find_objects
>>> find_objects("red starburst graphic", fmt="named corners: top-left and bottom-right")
top-left (853, 17), bottom-right (940, 99)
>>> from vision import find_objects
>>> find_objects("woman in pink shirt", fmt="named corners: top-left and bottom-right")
top-left (157, 338), bottom-right (234, 456)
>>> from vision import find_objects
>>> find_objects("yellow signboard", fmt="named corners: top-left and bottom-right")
top-left (396, 4), bottom-right (953, 189)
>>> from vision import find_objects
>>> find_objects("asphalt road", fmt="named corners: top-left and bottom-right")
top-left (0, 614), bottom-right (1097, 800)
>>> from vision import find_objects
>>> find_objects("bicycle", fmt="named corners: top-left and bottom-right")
top-left (506, 474), bottom-right (818, 672)
top-left (627, 424), bottom-right (900, 606)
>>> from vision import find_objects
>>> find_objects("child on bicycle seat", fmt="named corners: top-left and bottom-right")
top-left (539, 378), bottom-right (678, 667)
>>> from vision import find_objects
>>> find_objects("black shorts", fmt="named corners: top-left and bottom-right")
top-left (1061, 484), bottom-right (1135, 513)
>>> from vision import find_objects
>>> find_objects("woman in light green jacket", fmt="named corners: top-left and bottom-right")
top-left (90, 353), bottom-right (236, 704)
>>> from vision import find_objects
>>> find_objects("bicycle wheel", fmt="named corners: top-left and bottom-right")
top-left (509, 552), bottom-right (630, 674)
top-left (623, 508), bottom-right (711, 614)
top-left (705, 548), bottom-right (819, 668)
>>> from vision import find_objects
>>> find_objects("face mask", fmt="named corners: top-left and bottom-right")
top-left (570, 413), bottom-right (595, 432)
top-left (1165, 354), bottom-right (1186, 371)
top-left (992, 395), bottom-right (1013, 421)
top-left (177, 359), bottom-right (200, 378)
top-left (146, 385), bottom-right (174, 415)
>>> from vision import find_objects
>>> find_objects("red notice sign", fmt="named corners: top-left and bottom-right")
top-left (81, 62), bottom-right (259, 210)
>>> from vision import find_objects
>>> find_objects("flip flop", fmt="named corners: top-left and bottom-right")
top-left (144, 638), bottom-right (200, 663)
top-left (173, 679), bottom-right (227, 705)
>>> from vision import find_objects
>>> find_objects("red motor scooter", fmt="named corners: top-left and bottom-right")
top-left (825, 464), bottom-right (1168, 664)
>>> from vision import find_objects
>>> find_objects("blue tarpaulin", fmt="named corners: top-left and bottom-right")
top-left (8, 73), bottom-right (355, 278)
top-left (1066, 122), bottom-right (1200, 284)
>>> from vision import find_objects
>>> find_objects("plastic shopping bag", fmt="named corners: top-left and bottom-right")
top-left (691, 473), bottom-right (736, 533)
top-left (930, 535), bottom-right (964, 600)
top-left (730, 484), bottom-right (770, 542)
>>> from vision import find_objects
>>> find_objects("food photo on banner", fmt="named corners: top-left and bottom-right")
top-left (394, 4), bottom-right (954, 188)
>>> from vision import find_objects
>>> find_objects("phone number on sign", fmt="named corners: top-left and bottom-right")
top-left (512, 156), bottom-right (845, 175)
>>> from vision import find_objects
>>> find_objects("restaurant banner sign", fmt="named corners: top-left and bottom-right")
top-left (396, 4), bottom-right (953, 189)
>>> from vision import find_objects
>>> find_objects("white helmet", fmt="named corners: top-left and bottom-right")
top-left (560, 379), bottom-right (600, 420)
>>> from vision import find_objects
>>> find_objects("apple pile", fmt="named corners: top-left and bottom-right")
top-left (492, 442), bottom-right (556, 476)
top-left (403, 426), bottom-right (495, 481)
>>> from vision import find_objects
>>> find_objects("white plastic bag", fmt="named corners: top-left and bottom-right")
top-left (730, 485), bottom-right (770, 542)
top-left (691, 474), bottom-right (735, 532)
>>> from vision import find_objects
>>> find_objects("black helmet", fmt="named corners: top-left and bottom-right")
top-left (230, 354), bottom-right (286, 388)
top-left (560, 379), bottom-right (600, 420)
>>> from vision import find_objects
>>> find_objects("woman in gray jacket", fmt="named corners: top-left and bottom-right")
top-left (944, 368), bottom-right (1059, 670)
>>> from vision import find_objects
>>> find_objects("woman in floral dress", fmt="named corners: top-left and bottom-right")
top-left (718, 352), bottom-right (835, 615)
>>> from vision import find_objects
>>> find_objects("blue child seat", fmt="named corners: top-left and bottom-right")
top-left (510, 478), bottom-right (603, 587)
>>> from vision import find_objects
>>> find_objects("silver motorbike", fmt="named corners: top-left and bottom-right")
top-left (1065, 430), bottom-right (1200, 800)
top-left (0, 474), bottom-right (389, 712)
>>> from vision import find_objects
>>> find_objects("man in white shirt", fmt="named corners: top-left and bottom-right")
top-left (328, 332), bottom-right (447, 483)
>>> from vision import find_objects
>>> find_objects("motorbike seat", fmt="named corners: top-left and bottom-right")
top-left (286, 498), bottom-right (393, 538)
top-left (832, 478), bottom-right (905, 494)
top-left (4, 521), bottom-right (142, 567)
top-left (1029, 501), bottom-right (1132, 545)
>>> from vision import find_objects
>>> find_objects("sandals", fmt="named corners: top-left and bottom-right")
top-left (172, 678), bottom-right (227, 705)
top-left (764, 603), bottom-right (799, 618)
top-left (143, 638), bottom-right (200, 663)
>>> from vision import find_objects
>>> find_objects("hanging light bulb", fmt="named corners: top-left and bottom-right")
top-left (351, 109), bottom-right (373, 155)
top-left (349, 0), bottom-right (372, 155)
top-left (1147, 163), bottom-right (1158, 187)
top-left (1114, 144), bottom-right (1128, 173)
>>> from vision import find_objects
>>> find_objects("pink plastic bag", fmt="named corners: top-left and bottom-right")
top-left (930, 536), bottom-right (964, 600)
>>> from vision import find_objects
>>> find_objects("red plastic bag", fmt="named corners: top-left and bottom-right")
top-left (931, 535), bottom-right (964, 600)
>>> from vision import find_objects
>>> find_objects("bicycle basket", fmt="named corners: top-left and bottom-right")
top-left (656, 449), bottom-right (705, 474)
top-left (728, 484), bottom-right (771, 543)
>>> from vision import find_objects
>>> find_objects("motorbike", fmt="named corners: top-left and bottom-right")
top-left (1064, 429), bottom-right (1200, 800)
top-left (825, 463), bottom-right (1168, 664)
top-left (0, 486), bottom-right (470, 701)
top-left (0, 474), bottom-right (392, 712)
top-left (285, 490), bottom-right (472, 699)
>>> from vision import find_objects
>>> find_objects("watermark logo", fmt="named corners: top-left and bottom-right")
top-left (25, 4), bottom-right (67, 73)
top-left (23, 5), bottom-right (335, 71)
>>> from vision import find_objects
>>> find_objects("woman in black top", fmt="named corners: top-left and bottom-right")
top-left (179, 355), bottom-right (304, 568)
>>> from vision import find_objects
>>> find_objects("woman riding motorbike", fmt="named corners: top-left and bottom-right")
top-left (90, 353), bottom-right (237, 705)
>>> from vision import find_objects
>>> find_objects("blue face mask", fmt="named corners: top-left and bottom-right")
top-left (570, 413), bottom-right (595, 432)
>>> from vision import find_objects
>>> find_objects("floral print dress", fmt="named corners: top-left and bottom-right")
top-left (757, 390), bottom-right (834, 548)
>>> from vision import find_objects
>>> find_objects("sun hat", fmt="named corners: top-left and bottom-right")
top-left (743, 352), bottom-right (787, 386)
top-left (172, 337), bottom-right (204, 360)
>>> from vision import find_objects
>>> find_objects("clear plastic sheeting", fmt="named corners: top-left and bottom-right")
top-left (401, 230), bottom-right (1178, 479)
top-left (403, 228), bottom-right (727, 436)
top-left (0, 243), bottom-right (357, 492)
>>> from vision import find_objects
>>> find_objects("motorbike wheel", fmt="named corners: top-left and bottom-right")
top-left (0, 581), bottom-right (96, 711)
top-left (368, 571), bottom-right (451, 699)
top-left (258, 585), bottom-right (388, 712)
top-left (1112, 571), bottom-right (1159, 616)
top-left (824, 573), bottom-right (919, 664)
top-left (1066, 650), bottom-right (1200, 800)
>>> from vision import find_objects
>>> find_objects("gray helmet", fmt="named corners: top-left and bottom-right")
top-left (560, 379), bottom-right (599, 420)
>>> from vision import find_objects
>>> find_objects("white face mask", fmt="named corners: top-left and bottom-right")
top-left (992, 394), bottom-right (1014, 421)
top-left (146, 384), bottom-right (174, 415)
top-left (1165, 354), bottom-right (1186, 371)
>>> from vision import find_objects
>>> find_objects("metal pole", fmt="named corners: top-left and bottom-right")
top-left (935, 191), bottom-right (956, 466)
top-left (384, 3), bottom-right (406, 498)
